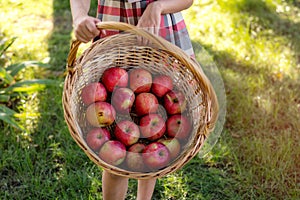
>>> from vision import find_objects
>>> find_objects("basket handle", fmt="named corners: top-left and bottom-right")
top-left (66, 39), bottom-right (81, 73)
top-left (96, 22), bottom-right (192, 63)
top-left (66, 22), bottom-right (192, 72)
top-left (96, 22), bottom-right (169, 49)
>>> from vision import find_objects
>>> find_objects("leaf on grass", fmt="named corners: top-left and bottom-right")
top-left (0, 67), bottom-right (14, 84)
top-left (0, 94), bottom-right (10, 102)
top-left (0, 37), bottom-right (17, 57)
top-left (14, 112), bottom-right (40, 118)
top-left (0, 104), bottom-right (17, 115)
top-left (6, 61), bottom-right (50, 77)
top-left (0, 105), bottom-right (24, 130)
top-left (0, 113), bottom-right (24, 130)
top-left (3, 79), bottom-right (59, 93)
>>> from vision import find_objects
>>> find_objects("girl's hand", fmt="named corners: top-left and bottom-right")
top-left (73, 16), bottom-right (105, 43)
top-left (137, 1), bottom-right (163, 35)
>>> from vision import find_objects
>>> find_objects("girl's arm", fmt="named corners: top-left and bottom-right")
top-left (70, 0), bottom-right (103, 43)
top-left (137, 0), bottom-right (194, 35)
top-left (155, 0), bottom-right (194, 14)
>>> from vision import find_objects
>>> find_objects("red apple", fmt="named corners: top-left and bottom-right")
top-left (85, 128), bottom-right (111, 152)
top-left (139, 114), bottom-right (166, 141)
top-left (86, 102), bottom-right (116, 127)
top-left (166, 114), bottom-right (191, 140)
top-left (81, 82), bottom-right (107, 106)
top-left (111, 87), bottom-right (135, 115)
top-left (151, 75), bottom-right (173, 98)
top-left (129, 68), bottom-right (152, 93)
top-left (163, 90), bottom-right (187, 115)
top-left (158, 137), bottom-right (181, 160)
top-left (126, 143), bottom-right (147, 172)
top-left (135, 93), bottom-right (159, 116)
top-left (115, 120), bottom-right (140, 147)
top-left (142, 142), bottom-right (171, 170)
top-left (101, 67), bottom-right (128, 92)
top-left (99, 140), bottom-right (127, 166)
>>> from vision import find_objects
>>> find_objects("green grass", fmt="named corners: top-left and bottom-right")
top-left (1, 0), bottom-right (300, 199)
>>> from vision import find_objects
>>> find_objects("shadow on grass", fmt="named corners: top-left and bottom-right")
top-left (289, 0), bottom-right (300, 8)
top-left (236, 0), bottom-right (300, 53)
top-left (47, 1), bottom-right (73, 71)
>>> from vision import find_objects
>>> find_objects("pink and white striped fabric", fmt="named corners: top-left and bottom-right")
top-left (96, 0), bottom-right (195, 57)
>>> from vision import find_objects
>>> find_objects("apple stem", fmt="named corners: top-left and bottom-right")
top-left (166, 94), bottom-right (173, 103)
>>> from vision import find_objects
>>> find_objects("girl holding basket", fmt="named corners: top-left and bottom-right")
top-left (70, 0), bottom-right (194, 199)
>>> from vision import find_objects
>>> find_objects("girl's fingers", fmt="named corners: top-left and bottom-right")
top-left (135, 26), bottom-right (159, 46)
top-left (154, 26), bottom-right (159, 36)
top-left (74, 17), bottom-right (104, 43)
top-left (86, 21), bottom-right (100, 37)
top-left (79, 27), bottom-right (94, 42)
top-left (76, 31), bottom-right (90, 43)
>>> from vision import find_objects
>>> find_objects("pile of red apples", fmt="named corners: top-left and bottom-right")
top-left (81, 67), bottom-right (192, 172)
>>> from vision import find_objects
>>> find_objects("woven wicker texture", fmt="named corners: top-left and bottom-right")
top-left (63, 22), bottom-right (219, 179)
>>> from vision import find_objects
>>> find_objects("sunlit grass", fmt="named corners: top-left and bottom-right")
top-left (0, 0), bottom-right (53, 62)
top-left (184, 0), bottom-right (300, 199)
top-left (1, 0), bottom-right (299, 199)
top-left (184, 0), bottom-right (300, 80)
top-left (0, 0), bottom-right (56, 131)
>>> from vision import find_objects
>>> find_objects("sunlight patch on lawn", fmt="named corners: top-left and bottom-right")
top-left (183, 1), bottom-right (299, 81)
top-left (0, 0), bottom-right (54, 62)
top-left (0, 0), bottom-right (55, 138)
top-left (161, 173), bottom-right (188, 199)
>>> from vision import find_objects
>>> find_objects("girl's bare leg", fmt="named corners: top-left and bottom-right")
top-left (137, 178), bottom-right (157, 200)
top-left (102, 170), bottom-right (129, 200)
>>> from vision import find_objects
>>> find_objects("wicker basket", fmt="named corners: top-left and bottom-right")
top-left (63, 22), bottom-right (219, 179)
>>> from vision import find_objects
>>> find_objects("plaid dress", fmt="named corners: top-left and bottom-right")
top-left (96, 0), bottom-right (195, 57)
